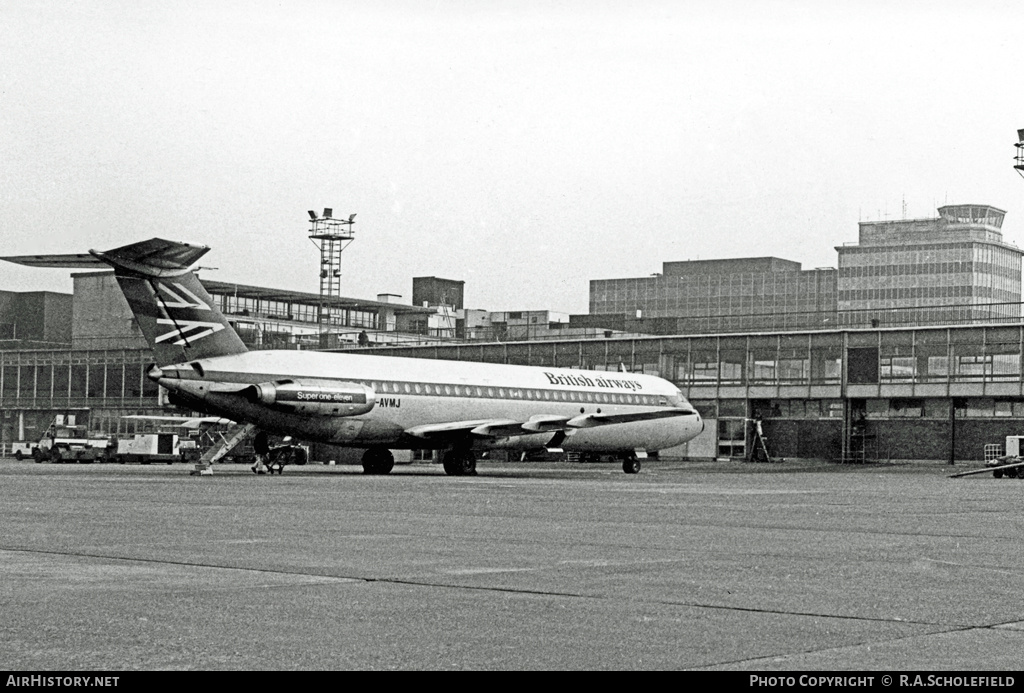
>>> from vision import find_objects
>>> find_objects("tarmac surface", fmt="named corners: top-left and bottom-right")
top-left (1, 457), bottom-right (1022, 671)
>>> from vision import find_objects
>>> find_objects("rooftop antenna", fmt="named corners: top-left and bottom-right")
top-left (307, 208), bottom-right (357, 345)
top-left (439, 287), bottom-right (455, 336)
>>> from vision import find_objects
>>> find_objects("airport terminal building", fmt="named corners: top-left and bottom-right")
top-left (4, 298), bottom-right (1024, 465)
top-left (4, 202), bottom-right (1024, 465)
top-left (581, 204), bottom-right (1023, 335)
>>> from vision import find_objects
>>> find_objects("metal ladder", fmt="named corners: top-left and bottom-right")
top-left (752, 430), bottom-right (772, 462)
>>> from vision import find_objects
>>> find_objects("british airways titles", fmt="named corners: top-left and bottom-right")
top-left (543, 372), bottom-right (644, 391)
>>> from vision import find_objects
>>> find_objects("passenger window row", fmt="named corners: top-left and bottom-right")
top-left (365, 380), bottom-right (658, 406)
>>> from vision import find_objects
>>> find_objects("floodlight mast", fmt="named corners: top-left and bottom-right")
top-left (1015, 129), bottom-right (1024, 180)
top-left (307, 208), bottom-right (357, 345)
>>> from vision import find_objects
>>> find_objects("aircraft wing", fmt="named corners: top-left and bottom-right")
top-left (471, 420), bottom-right (542, 437)
top-left (405, 408), bottom-right (696, 441)
top-left (566, 408), bottom-right (697, 428)
top-left (517, 414), bottom-right (572, 432)
top-left (406, 418), bottom-right (578, 440)
top-left (405, 419), bottom-right (515, 439)
top-left (406, 418), bottom-right (567, 440)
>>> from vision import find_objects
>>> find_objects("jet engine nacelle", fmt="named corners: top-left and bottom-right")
top-left (248, 379), bottom-right (376, 416)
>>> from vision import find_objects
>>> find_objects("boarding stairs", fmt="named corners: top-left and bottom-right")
top-left (199, 423), bottom-right (256, 464)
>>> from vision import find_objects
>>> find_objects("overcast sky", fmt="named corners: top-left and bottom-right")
top-left (3, 0), bottom-right (1023, 314)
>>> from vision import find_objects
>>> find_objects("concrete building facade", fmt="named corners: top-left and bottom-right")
top-left (412, 276), bottom-right (465, 311)
top-left (585, 203), bottom-right (1022, 335)
top-left (0, 290), bottom-right (72, 348)
top-left (837, 204), bottom-right (1023, 325)
top-left (587, 258), bottom-right (837, 334)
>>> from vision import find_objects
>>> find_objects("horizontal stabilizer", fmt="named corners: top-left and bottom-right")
top-left (0, 252), bottom-right (107, 269)
top-left (90, 238), bottom-right (210, 278)
top-left (3, 238), bottom-right (209, 277)
top-left (2, 237), bottom-right (245, 366)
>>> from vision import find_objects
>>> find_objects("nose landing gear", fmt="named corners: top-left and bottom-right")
top-left (442, 448), bottom-right (477, 476)
top-left (622, 456), bottom-right (641, 474)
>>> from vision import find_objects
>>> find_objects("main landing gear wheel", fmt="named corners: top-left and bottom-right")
top-left (442, 448), bottom-right (477, 476)
top-left (622, 456), bottom-right (641, 474)
top-left (361, 447), bottom-right (395, 475)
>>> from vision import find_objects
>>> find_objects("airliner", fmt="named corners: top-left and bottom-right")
top-left (3, 238), bottom-right (703, 475)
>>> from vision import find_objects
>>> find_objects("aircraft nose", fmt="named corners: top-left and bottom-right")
top-left (684, 409), bottom-right (704, 435)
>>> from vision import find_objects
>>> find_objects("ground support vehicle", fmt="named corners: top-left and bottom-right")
top-left (261, 443), bottom-right (309, 474)
top-left (10, 441), bottom-right (39, 460)
top-left (986, 436), bottom-right (1024, 478)
top-left (34, 425), bottom-right (113, 463)
top-left (986, 455), bottom-right (1024, 478)
top-left (113, 433), bottom-right (183, 464)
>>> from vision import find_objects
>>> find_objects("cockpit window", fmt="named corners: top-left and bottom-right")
top-left (666, 390), bottom-right (692, 410)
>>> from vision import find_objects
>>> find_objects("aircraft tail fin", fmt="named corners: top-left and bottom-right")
top-left (3, 238), bottom-right (248, 366)
top-left (114, 272), bottom-right (248, 365)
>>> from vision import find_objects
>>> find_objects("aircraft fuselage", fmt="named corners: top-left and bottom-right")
top-left (155, 349), bottom-right (702, 454)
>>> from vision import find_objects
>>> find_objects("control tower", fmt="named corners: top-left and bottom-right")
top-left (307, 208), bottom-right (356, 335)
